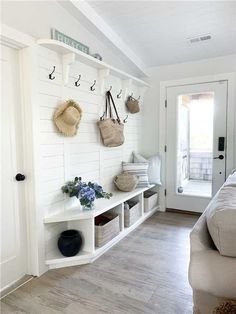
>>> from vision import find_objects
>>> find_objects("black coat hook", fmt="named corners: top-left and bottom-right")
top-left (123, 114), bottom-right (129, 123)
top-left (90, 80), bottom-right (96, 91)
top-left (49, 66), bottom-right (56, 80)
top-left (109, 85), bottom-right (112, 92)
top-left (75, 74), bottom-right (81, 87)
top-left (117, 89), bottom-right (122, 98)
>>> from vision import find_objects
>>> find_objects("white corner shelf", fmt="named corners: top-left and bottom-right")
top-left (46, 249), bottom-right (92, 268)
top-left (44, 185), bottom-right (159, 269)
top-left (37, 39), bottom-right (150, 88)
top-left (44, 207), bottom-right (92, 223)
top-left (45, 204), bottom-right (159, 269)
top-left (44, 185), bottom-right (155, 224)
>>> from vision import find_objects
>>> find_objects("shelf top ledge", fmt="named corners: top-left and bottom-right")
top-left (37, 39), bottom-right (150, 87)
top-left (44, 184), bottom-right (156, 224)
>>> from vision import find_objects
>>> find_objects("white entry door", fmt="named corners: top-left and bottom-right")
top-left (166, 81), bottom-right (227, 213)
top-left (0, 45), bottom-right (28, 292)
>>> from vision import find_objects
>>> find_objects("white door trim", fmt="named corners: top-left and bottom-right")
top-left (159, 73), bottom-right (235, 212)
top-left (1, 26), bottom-right (37, 276)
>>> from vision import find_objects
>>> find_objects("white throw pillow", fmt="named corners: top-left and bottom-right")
top-left (133, 152), bottom-right (147, 163)
top-left (133, 152), bottom-right (162, 186)
top-left (122, 162), bottom-right (149, 188)
top-left (206, 186), bottom-right (236, 257)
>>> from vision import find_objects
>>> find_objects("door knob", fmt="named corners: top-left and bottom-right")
top-left (213, 155), bottom-right (224, 160)
top-left (15, 173), bottom-right (26, 181)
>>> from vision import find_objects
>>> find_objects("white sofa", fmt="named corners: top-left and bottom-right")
top-left (189, 172), bottom-right (236, 314)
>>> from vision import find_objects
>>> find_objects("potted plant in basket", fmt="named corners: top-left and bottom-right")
top-left (61, 177), bottom-right (112, 210)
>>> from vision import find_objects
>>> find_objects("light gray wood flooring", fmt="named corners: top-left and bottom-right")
top-left (1, 212), bottom-right (198, 314)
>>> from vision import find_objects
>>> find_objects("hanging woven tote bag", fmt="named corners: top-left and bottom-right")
top-left (98, 91), bottom-right (124, 147)
top-left (126, 95), bottom-right (140, 113)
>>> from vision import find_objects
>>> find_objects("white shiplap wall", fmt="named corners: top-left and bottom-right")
top-left (36, 46), bottom-right (143, 263)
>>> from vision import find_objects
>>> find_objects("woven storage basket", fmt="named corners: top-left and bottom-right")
top-left (114, 172), bottom-right (138, 192)
top-left (144, 191), bottom-right (158, 212)
top-left (124, 202), bottom-right (140, 227)
top-left (95, 214), bottom-right (120, 247)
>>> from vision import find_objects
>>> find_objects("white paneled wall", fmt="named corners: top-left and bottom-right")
top-left (35, 46), bottom-right (143, 264)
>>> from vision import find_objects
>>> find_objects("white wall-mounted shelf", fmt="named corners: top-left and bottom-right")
top-left (37, 39), bottom-right (150, 88)
top-left (44, 185), bottom-right (159, 269)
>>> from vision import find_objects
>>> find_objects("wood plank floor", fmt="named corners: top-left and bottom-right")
top-left (1, 212), bottom-right (198, 314)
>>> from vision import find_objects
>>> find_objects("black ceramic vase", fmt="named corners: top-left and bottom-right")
top-left (58, 229), bottom-right (83, 257)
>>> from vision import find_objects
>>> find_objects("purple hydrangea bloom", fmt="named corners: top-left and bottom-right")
top-left (62, 177), bottom-right (112, 208)
top-left (79, 186), bottom-right (96, 202)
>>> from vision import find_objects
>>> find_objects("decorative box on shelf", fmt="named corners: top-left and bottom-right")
top-left (95, 213), bottom-right (120, 247)
top-left (144, 191), bottom-right (158, 212)
top-left (124, 201), bottom-right (140, 227)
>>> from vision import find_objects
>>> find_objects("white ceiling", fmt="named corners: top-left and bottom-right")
top-left (87, 1), bottom-right (236, 67)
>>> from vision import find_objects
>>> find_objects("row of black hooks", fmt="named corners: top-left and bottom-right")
top-left (75, 76), bottom-right (97, 92)
top-left (48, 66), bottom-right (97, 91)
top-left (48, 66), bottom-right (139, 99)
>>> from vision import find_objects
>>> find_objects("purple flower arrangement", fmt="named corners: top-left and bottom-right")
top-left (62, 177), bottom-right (112, 209)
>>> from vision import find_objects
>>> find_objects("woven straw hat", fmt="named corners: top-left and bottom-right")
top-left (53, 100), bottom-right (82, 136)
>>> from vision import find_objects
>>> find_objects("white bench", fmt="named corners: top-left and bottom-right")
top-left (44, 185), bottom-right (159, 269)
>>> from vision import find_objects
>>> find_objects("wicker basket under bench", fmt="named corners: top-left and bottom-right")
top-left (124, 200), bottom-right (140, 228)
top-left (95, 213), bottom-right (120, 247)
top-left (144, 190), bottom-right (158, 212)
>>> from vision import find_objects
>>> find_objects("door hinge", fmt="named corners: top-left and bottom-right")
top-left (164, 145), bottom-right (167, 152)
top-left (164, 189), bottom-right (167, 196)
top-left (165, 99), bottom-right (167, 108)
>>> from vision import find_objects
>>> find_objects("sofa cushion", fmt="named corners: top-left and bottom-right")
top-left (224, 171), bottom-right (236, 187)
top-left (189, 250), bottom-right (236, 300)
top-left (206, 186), bottom-right (236, 257)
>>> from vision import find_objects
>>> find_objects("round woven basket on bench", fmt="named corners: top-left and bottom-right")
top-left (114, 172), bottom-right (138, 192)
top-left (213, 301), bottom-right (236, 314)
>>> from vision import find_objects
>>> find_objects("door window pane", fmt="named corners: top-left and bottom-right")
top-left (176, 92), bottom-right (214, 197)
